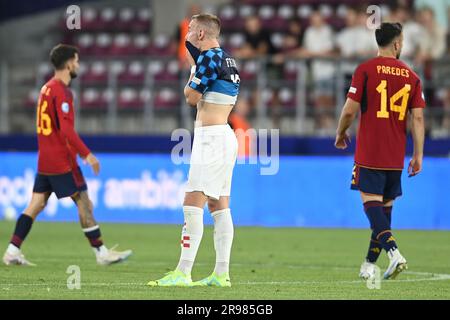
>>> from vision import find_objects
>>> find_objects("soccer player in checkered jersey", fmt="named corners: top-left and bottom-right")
top-left (3, 44), bottom-right (132, 266)
top-left (335, 23), bottom-right (425, 280)
top-left (148, 14), bottom-right (240, 287)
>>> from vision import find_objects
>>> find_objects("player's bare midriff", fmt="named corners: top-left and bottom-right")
top-left (195, 100), bottom-right (234, 127)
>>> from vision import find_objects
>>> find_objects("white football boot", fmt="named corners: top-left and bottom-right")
top-left (3, 250), bottom-right (36, 266)
top-left (384, 248), bottom-right (407, 279)
top-left (96, 245), bottom-right (132, 266)
top-left (359, 260), bottom-right (377, 280)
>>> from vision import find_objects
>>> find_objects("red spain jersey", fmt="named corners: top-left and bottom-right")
top-left (36, 78), bottom-right (90, 174)
top-left (347, 56), bottom-right (426, 170)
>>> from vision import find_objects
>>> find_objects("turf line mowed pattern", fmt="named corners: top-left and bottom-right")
top-left (0, 221), bottom-right (449, 299)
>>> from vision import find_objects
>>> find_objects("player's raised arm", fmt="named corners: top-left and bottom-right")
top-left (335, 98), bottom-right (359, 149)
top-left (184, 49), bottom-right (219, 107)
top-left (183, 16), bottom-right (220, 107)
top-left (183, 52), bottom-right (203, 107)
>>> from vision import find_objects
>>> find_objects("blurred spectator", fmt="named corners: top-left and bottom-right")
top-left (415, 7), bottom-right (447, 134)
top-left (233, 15), bottom-right (276, 59)
top-left (385, 5), bottom-right (426, 63)
top-left (271, 18), bottom-right (304, 64)
top-left (229, 97), bottom-right (256, 157)
top-left (415, 0), bottom-right (449, 29)
top-left (173, 4), bottom-right (202, 70)
top-left (416, 7), bottom-right (447, 65)
top-left (285, 19), bottom-right (304, 52)
top-left (302, 10), bottom-right (336, 135)
top-left (336, 7), bottom-right (377, 74)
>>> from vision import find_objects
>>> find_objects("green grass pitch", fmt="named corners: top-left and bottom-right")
top-left (0, 221), bottom-right (449, 299)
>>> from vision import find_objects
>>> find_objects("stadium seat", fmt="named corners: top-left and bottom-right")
top-left (132, 8), bottom-right (152, 32)
top-left (336, 4), bottom-right (348, 19)
top-left (271, 33), bottom-right (285, 51)
top-left (149, 34), bottom-right (171, 56)
top-left (242, 0), bottom-right (275, 5)
top-left (151, 60), bottom-right (179, 82)
top-left (147, 60), bottom-right (165, 80)
top-left (110, 60), bottom-right (126, 77)
top-left (218, 5), bottom-right (241, 32)
top-left (261, 88), bottom-right (275, 106)
top-left (154, 87), bottom-right (179, 109)
top-left (92, 33), bottom-right (113, 56)
top-left (133, 34), bottom-right (151, 55)
top-left (111, 33), bottom-right (133, 56)
top-left (37, 63), bottom-right (53, 82)
top-left (296, 4), bottom-right (313, 27)
top-left (25, 89), bottom-right (39, 108)
top-left (258, 5), bottom-right (276, 30)
top-left (77, 33), bottom-right (95, 56)
top-left (82, 61), bottom-right (108, 83)
top-left (278, 87), bottom-right (296, 109)
top-left (283, 60), bottom-right (299, 81)
top-left (239, 60), bottom-right (258, 81)
top-left (118, 88), bottom-right (141, 109)
top-left (164, 60), bottom-right (180, 81)
top-left (117, 7), bottom-right (135, 31)
top-left (81, 88), bottom-right (107, 109)
top-left (139, 88), bottom-right (152, 105)
top-left (80, 7), bottom-right (99, 31)
top-left (239, 5), bottom-right (255, 19)
top-left (278, 4), bottom-right (295, 20)
top-left (275, 4), bottom-right (295, 31)
top-left (227, 33), bottom-right (245, 52)
top-left (118, 61), bottom-right (145, 84)
top-left (99, 7), bottom-right (117, 31)
top-left (319, 4), bottom-right (333, 19)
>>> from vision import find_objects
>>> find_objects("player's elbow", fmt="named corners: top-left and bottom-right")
top-left (59, 124), bottom-right (71, 138)
top-left (412, 112), bottom-right (424, 122)
top-left (342, 108), bottom-right (357, 119)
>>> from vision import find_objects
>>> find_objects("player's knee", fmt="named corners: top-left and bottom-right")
top-left (27, 201), bottom-right (46, 217)
top-left (35, 200), bottom-right (47, 212)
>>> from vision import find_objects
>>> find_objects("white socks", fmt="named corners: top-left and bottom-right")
top-left (7, 243), bottom-right (20, 255)
top-left (176, 206), bottom-right (234, 276)
top-left (177, 206), bottom-right (204, 275)
top-left (93, 245), bottom-right (108, 257)
top-left (211, 208), bottom-right (234, 276)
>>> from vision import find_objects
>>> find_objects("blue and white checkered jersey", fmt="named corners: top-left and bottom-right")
top-left (189, 47), bottom-right (240, 105)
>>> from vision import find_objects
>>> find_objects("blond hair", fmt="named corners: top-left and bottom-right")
top-left (191, 13), bottom-right (221, 38)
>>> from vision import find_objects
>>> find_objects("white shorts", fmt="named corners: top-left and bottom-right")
top-left (185, 124), bottom-right (238, 200)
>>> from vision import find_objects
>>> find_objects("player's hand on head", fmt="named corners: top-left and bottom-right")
top-left (408, 155), bottom-right (422, 177)
top-left (85, 153), bottom-right (100, 175)
top-left (334, 132), bottom-right (350, 149)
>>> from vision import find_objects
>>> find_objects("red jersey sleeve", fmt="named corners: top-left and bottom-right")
top-left (410, 79), bottom-right (426, 109)
top-left (347, 63), bottom-right (366, 103)
top-left (54, 88), bottom-right (91, 158)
